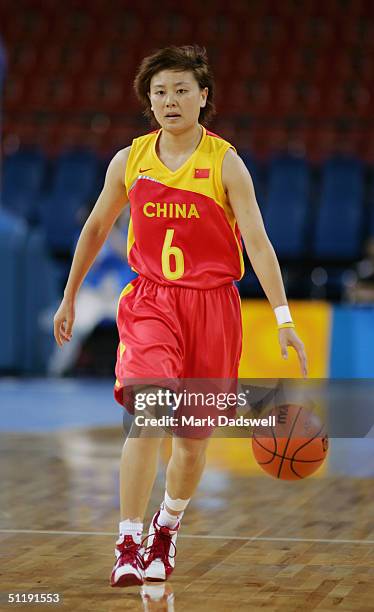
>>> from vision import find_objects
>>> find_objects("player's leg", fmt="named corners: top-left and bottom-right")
top-left (112, 277), bottom-right (184, 586)
top-left (159, 282), bottom-right (242, 522)
top-left (111, 386), bottom-right (167, 587)
top-left (143, 435), bottom-right (210, 581)
top-left (120, 386), bottom-right (169, 522)
top-left (143, 283), bottom-right (243, 582)
top-left (166, 435), bottom-right (210, 506)
top-left (120, 433), bottom-right (163, 522)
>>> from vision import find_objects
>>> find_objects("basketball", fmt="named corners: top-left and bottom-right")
top-left (252, 404), bottom-right (329, 480)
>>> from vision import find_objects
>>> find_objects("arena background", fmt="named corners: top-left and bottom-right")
top-left (1, 0), bottom-right (374, 379)
top-left (1, 1), bottom-right (374, 610)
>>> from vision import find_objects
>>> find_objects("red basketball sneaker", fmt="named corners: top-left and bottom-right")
top-left (110, 534), bottom-right (144, 587)
top-left (142, 511), bottom-right (179, 581)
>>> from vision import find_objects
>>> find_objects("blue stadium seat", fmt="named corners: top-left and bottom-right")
top-left (240, 151), bottom-right (258, 185)
top-left (263, 155), bottom-right (310, 258)
top-left (39, 192), bottom-right (84, 252)
top-left (314, 156), bottom-right (364, 260)
top-left (21, 230), bottom-right (60, 373)
top-left (2, 149), bottom-right (45, 223)
top-left (0, 209), bottom-right (27, 370)
top-left (51, 149), bottom-right (99, 200)
top-left (368, 202), bottom-right (374, 238)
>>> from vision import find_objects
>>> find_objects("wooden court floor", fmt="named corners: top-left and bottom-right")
top-left (0, 428), bottom-right (373, 612)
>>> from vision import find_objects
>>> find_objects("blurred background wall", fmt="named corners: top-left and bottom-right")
top-left (1, 0), bottom-right (374, 378)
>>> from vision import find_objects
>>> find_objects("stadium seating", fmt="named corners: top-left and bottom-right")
top-left (313, 156), bottom-right (364, 260)
top-left (263, 155), bottom-right (310, 259)
top-left (369, 201), bottom-right (374, 237)
top-left (0, 208), bottom-right (60, 373)
top-left (22, 230), bottom-right (60, 373)
top-left (50, 149), bottom-right (99, 200)
top-left (0, 210), bottom-right (27, 370)
top-left (2, 148), bottom-right (45, 223)
top-left (1, 0), bottom-right (374, 159)
top-left (38, 191), bottom-right (86, 252)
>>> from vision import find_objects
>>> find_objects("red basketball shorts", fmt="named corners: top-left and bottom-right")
top-left (114, 275), bottom-right (243, 418)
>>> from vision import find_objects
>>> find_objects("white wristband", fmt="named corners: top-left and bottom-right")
top-left (274, 305), bottom-right (293, 326)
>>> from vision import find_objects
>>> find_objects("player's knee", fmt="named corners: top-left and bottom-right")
top-left (124, 387), bottom-right (165, 438)
top-left (124, 425), bottom-right (164, 447)
top-left (127, 418), bottom-right (165, 439)
top-left (128, 385), bottom-right (175, 437)
top-left (173, 438), bottom-right (208, 468)
top-left (122, 407), bottom-right (156, 438)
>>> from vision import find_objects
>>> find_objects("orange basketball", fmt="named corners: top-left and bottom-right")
top-left (252, 404), bottom-right (329, 480)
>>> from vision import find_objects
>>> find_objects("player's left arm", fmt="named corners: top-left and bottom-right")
top-left (222, 148), bottom-right (308, 377)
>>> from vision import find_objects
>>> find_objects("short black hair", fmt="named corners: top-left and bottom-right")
top-left (133, 44), bottom-right (216, 128)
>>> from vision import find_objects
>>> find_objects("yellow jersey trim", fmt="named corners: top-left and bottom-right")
top-left (116, 281), bottom-right (136, 320)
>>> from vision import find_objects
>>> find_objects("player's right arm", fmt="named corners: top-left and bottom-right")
top-left (53, 147), bottom-right (130, 347)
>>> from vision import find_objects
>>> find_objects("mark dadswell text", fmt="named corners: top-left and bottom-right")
top-left (134, 415), bottom-right (276, 428)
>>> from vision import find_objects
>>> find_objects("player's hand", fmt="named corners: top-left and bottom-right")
top-left (53, 298), bottom-right (75, 347)
top-left (278, 328), bottom-right (308, 378)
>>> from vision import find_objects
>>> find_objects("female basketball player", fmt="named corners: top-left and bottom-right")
top-left (53, 45), bottom-right (307, 587)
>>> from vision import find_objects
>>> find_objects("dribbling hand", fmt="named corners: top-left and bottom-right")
top-left (278, 327), bottom-right (308, 378)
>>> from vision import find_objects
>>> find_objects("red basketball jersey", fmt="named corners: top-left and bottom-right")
top-left (124, 124), bottom-right (244, 289)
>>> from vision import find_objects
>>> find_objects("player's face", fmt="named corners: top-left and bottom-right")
top-left (148, 70), bottom-right (208, 131)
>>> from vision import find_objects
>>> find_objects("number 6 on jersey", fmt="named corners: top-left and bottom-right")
top-left (161, 229), bottom-right (185, 281)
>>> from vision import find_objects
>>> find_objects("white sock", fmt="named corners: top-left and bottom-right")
top-left (157, 492), bottom-right (191, 529)
top-left (119, 519), bottom-right (143, 544)
top-left (158, 503), bottom-right (183, 529)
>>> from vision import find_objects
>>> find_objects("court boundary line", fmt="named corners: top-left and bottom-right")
top-left (0, 529), bottom-right (373, 545)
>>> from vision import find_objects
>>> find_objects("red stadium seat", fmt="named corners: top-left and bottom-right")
top-left (2, 0), bottom-right (373, 160)
top-left (3, 76), bottom-right (26, 112)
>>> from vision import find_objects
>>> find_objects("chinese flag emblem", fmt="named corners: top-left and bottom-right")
top-left (194, 168), bottom-right (210, 178)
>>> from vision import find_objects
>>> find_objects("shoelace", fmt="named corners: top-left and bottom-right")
top-left (117, 535), bottom-right (144, 568)
top-left (142, 524), bottom-right (177, 564)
